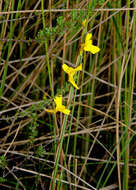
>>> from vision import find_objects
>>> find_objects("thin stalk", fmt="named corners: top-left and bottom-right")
top-left (115, 1), bottom-right (122, 190)
top-left (73, 7), bottom-right (89, 182)
top-left (50, 88), bottom-right (74, 190)
top-left (123, 0), bottom-right (130, 189)
top-left (65, 49), bottom-right (81, 158)
top-left (41, 0), bottom-right (53, 97)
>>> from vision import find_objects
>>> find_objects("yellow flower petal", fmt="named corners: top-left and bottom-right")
top-left (69, 75), bottom-right (79, 89)
top-left (62, 109), bottom-right (70, 115)
top-left (84, 44), bottom-right (100, 54)
top-left (62, 64), bottom-right (70, 74)
top-left (89, 45), bottom-right (100, 54)
top-left (54, 96), bottom-right (62, 107)
top-left (82, 33), bottom-right (100, 54)
top-left (85, 33), bottom-right (92, 43)
top-left (57, 106), bottom-right (70, 115)
top-left (46, 96), bottom-right (70, 115)
top-left (62, 64), bottom-right (82, 89)
top-left (74, 64), bottom-right (82, 72)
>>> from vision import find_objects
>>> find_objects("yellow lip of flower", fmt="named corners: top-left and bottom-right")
top-left (81, 33), bottom-right (100, 54)
top-left (62, 64), bottom-right (82, 89)
top-left (46, 96), bottom-right (70, 115)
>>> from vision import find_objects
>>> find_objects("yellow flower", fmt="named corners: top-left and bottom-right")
top-left (46, 96), bottom-right (70, 115)
top-left (82, 19), bottom-right (87, 27)
top-left (80, 33), bottom-right (100, 54)
top-left (62, 64), bottom-right (82, 89)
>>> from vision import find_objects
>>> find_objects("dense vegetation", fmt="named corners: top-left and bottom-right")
top-left (0, 0), bottom-right (136, 189)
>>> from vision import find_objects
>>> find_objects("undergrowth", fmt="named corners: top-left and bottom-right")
top-left (0, 0), bottom-right (136, 190)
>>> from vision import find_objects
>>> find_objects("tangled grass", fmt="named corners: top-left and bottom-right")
top-left (0, 0), bottom-right (136, 189)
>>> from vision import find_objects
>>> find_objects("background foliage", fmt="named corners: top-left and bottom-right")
top-left (0, 0), bottom-right (136, 189)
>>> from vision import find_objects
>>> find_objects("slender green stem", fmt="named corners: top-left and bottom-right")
top-left (123, 0), bottom-right (130, 189)
top-left (51, 89), bottom-right (74, 190)
top-left (41, 0), bottom-right (53, 97)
